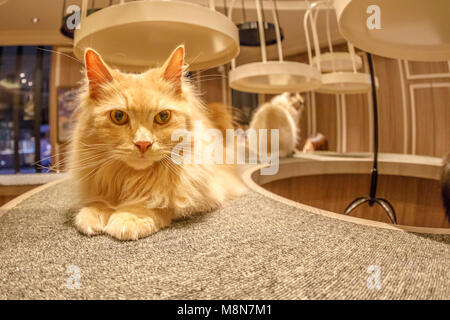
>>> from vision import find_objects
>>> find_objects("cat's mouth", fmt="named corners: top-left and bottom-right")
top-left (123, 153), bottom-right (164, 170)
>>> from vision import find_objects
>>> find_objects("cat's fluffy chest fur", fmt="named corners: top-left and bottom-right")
top-left (75, 152), bottom-right (244, 217)
top-left (70, 46), bottom-right (246, 240)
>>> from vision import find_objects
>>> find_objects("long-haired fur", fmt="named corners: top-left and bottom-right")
top-left (70, 47), bottom-right (247, 240)
top-left (249, 92), bottom-right (304, 157)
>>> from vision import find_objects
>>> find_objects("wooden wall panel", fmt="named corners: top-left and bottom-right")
top-left (373, 55), bottom-right (406, 154)
top-left (407, 61), bottom-right (450, 77)
top-left (433, 86), bottom-right (450, 156)
top-left (298, 93), bottom-right (310, 148)
top-left (413, 85), bottom-right (450, 157)
top-left (344, 93), bottom-right (370, 152)
top-left (414, 87), bottom-right (434, 156)
top-left (314, 93), bottom-right (338, 151)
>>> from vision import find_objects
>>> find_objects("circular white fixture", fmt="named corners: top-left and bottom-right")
top-left (312, 52), bottom-right (362, 73)
top-left (305, 1), bottom-right (376, 95)
top-left (316, 72), bottom-right (378, 94)
top-left (31, 17), bottom-right (40, 24)
top-left (74, 1), bottom-right (239, 72)
top-left (334, 0), bottom-right (450, 61)
top-left (229, 61), bottom-right (322, 94)
top-left (228, 0), bottom-right (322, 94)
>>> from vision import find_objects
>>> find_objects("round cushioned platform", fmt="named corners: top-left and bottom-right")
top-left (0, 180), bottom-right (448, 299)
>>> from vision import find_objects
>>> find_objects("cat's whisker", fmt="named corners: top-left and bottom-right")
top-left (66, 152), bottom-right (114, 166)
top-left (194, 74), bottom-right (227, 79)
top-left (48, 151), bottom-right (113, 170)
top-left (37, 48), bottom-right (83, 65)
top-left (33, 148), bottom-right (111, 166)
top-left (160, 158), bottom-right (182, 176)
top-left (79, 141), bottom-right (116, 147)
top-left (75, 157), bottom-right (117, 183)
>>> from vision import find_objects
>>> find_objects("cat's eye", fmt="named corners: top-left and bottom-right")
top-left (110, 110), bottom-right (128, 125)
top-left (154, 110), bottom-right (171, 125)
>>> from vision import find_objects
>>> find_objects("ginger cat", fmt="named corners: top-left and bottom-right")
top-left (70, 46), bottom-right (247, 240)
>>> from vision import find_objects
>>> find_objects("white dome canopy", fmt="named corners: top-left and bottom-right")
top-left (74, 0), bottom-right (240, 72)
top-left (334, 0), bottom-right (450, 61)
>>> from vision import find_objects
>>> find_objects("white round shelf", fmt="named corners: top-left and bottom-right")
top-left (229, 61), bottom-right (322, 94)
top-left (334, 0), bottom-right (450, 61)
top-left (315, 72), bottom-right (378, 94)
top-left (312, 52), bottom-right (362, 72)
top-left (74, 1), bottom-right (239, 72)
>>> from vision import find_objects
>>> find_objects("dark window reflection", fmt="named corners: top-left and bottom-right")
top-left (231, 89), bottom-right (259, 126)
top-left (0, 46), bottom-right (51, 174)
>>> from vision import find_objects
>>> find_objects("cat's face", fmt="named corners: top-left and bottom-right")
top-left (271, 92), bottom-right (304, 114)
top-left (79, 46), bottom-right (192, 170)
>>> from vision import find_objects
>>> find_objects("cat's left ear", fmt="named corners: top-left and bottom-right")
top-left (162, 45), bottom-right (185, 93)
top-left (84, 48), bottom-right (113, 99)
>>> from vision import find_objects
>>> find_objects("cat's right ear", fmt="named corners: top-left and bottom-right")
top-left (162, 45), bottom-right (185, 94)
top-left (84, 49), bottom-right (113, 99)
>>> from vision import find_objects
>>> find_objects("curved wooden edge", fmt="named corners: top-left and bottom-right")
top-left (1, 164), bottom-right (448, 235)
top-left (0, 177), bottom-right (69, 218)
top-left (242, 164), bottom-right (450, 235)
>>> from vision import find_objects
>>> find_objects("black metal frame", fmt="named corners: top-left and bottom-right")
top-left (343, 53), bottom-right (397, 224)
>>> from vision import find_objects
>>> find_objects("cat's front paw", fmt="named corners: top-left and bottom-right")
top-left (75, 206), bottom-right (111, 236)
top-left (104, 211), bottom-right (159, 241)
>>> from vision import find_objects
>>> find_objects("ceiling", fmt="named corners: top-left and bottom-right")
top-left (0, 0), bottom-right (346, 64)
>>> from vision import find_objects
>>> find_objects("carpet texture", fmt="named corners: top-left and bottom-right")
top-left (0, 173), bottom-right (66, 186)
top-left (0, 180), bottom-right (449, 299)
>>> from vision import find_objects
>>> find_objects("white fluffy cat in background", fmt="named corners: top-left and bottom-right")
top-left (249, 92), bottom-right (304, 157)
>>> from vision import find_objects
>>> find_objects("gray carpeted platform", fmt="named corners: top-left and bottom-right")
top-left (0, 180), bottom-right (449, 299)
top-left (0, 173), bottom-right (66, 186)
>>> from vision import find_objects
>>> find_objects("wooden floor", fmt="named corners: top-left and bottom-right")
top-left (262, 174), bottom-right (450, 228)
top-left (0, 185), bottom-right (39, 207)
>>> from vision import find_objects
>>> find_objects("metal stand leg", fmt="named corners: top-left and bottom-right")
top-left (344, 53), bottom-right (397, 224)
top-left (344, 197), bottom-right (397, 224)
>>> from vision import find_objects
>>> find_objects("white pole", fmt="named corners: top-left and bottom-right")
top-left (326, 8), bottom-right (336, 72)
top-left (348, 42), bottom-right (357, 73)
top-left (228, 0), bottom-right (237, 19)
top-left (270, 0), bottom-right (283, 62)
top-left (255, 0), bottom-right (267, 63)
top-left (228, 0), bottom-right (238, 70)
top-left (304, 9), bottom-right (313, 67)
top-left (81, 0), bottom-right (88, 20)
top-left (209, 0), bottom-right (216, 10)
top-left (310, 6), bottom-right (322, 72)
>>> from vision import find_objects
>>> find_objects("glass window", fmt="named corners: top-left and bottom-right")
top-left (231, 89), bottom-right (259, 126)
top-left (0, 46), bottom-right (52, 174)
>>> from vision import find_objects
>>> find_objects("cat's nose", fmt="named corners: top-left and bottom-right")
top-left (134, 141), bottom-right (152, 154)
